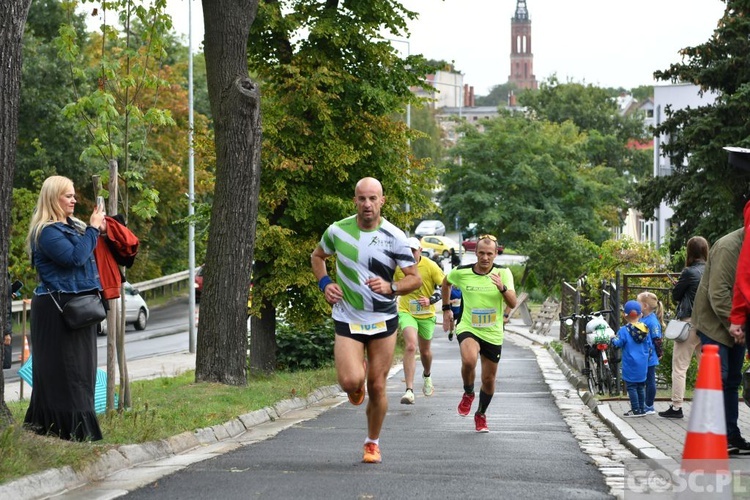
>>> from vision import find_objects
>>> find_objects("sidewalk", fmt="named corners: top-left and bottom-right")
top-left (506, 319), bottom-right (750, 478)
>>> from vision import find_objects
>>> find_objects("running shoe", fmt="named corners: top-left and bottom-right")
top-left (348, 384), bottom-right (365, 406)
top-left (457, 392), bottom-right (475, 416)
top-left (728, 436), bottom-right (750, 455)
top-left (644, 406), bottom-right (656, 415)
top-left (623, 409), bottom-right (645, 418)
top-left (400, 389), bottom-right (415, 404)
top-left (474, 412), bottom-right (489, 433)
top-left (348, 360), bottom-right (367, 405)
top-left (362, 443), bottom-right (382, 463)
top-left (423, 375), bottom-right (434, 397)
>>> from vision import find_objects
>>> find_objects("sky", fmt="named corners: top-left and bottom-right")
top-left (164, 0), bottom-right (726, 96)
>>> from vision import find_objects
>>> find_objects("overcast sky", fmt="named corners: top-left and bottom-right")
top-left (165, 0), bottom-right (726, 96)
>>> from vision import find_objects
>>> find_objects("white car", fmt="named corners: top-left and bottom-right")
top-left (99, 282), bottom-right (149, 334)
top-left (414, 220), bottom-right (446, 237)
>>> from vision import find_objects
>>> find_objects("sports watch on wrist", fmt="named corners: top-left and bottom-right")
top-left (391, 282), bottom-right (398, 294)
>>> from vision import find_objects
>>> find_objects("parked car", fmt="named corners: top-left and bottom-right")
top-left (461, 237), bottom-right (504, 255)
top-left (414, 220), bottom-right (446, 237)
top-left (98, 282), bottom-right (150, 334)
top-left (420, 235), bottom-right (459, 258)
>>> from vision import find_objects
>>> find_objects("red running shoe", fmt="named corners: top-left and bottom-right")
top-left (457, 392), bottom-right (475, 416)
top-left (348, 360), bottom-right (367, 406)
top-left (362, 442), bottom-right (382, 463)
top-left (474, 412), bottom-right (489, 433)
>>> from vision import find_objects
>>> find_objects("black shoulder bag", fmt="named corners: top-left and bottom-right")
top-left (48, 290), bottom-right (106, 330)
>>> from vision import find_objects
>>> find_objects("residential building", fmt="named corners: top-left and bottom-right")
top-left (646, 84), bottom-right (718, 247)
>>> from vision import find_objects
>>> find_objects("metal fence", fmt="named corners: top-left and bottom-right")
top-left (559, 271), bottom-right (679, 394)
top-left (10, 270), bottom-right (191, 317)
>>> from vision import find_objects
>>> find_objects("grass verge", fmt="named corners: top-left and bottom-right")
top-left (0, 365), bottom-right (337, 485)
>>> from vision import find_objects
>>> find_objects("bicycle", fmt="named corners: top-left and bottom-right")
top-left (560, 310), bottom-right (617, 397)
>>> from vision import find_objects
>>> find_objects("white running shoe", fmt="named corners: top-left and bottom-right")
top-left (423, 375), bottom-right (434, 396)
top-left (400, 389), bottom-right (415, 404)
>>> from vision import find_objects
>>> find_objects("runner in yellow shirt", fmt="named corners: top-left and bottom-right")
top-left (394, 237), bottom-right (445, 404)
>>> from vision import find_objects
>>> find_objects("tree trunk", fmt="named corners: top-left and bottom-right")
top-left (0, 0), bottom-right (32, 427)
top-left (196, 0), bottom-right (261, 385)
top-left (250, 297), bottom-right (276, 374)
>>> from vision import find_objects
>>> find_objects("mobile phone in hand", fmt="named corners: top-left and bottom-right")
top-left (11, 280), bottom-right (22, 298)
top-left (97, 196), bottom-right (106, 212)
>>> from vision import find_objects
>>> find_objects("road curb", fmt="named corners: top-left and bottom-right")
top-left (507, 326), bottom-right (676, 470)
top-left (0, 384), bottom-right (342, 500)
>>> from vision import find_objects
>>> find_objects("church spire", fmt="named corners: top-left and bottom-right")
top-left (509, 0), bottom-right (537, 90)
top-left (514, 0), bottom-right (529, 21)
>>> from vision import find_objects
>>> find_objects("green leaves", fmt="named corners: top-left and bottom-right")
top-left (641, 1), bottom-right (750, 248)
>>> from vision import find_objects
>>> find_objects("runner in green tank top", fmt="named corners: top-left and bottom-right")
top-left (441, 235), bottom-right (517, 433)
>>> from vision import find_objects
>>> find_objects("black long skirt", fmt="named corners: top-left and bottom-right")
top-left (23, 292), bottom-right (103, 441)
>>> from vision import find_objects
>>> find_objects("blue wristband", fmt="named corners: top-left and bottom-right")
top-left (318, 276), bottom-right (333, 292)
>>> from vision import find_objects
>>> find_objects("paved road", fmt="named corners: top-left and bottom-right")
top-left (116, 335), bottom-right (613, 499)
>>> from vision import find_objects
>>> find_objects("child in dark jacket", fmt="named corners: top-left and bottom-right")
top-left (611, 300), bottom-right (652, 418)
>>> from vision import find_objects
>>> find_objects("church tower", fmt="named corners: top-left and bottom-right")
top-left (509, 0), bottom-right (537, 90)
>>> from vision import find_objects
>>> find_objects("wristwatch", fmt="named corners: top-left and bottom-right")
top-left (391, 282), bottom-right (398, 294)
top-left (499, 285), bottom-right (508, 293)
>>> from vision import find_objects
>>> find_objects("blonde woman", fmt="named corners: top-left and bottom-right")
top-left (660, 236), bottom-right (708, 419)
top-left (23, 176), bottom-right (106, 441)
top-left (637, 291), bottom-right (664, 415)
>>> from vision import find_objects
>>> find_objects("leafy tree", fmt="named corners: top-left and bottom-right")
top-left (630, 85), bottom-right (653, 102)
top-left (15, 0), bottom-right (90, 190)
top-left (57, 0), bottom-right (180, 408)
top-left (518, 77), bottom-right (650, 176)
top-left (475, 82), bottom-right (517, 107)
top-left (59, 1), bottom-right (175, 219)
top-left (0, 0), bottom-right (32, 427)
top-left (439, 110), bottom-right (626, 249)
top-left (637, 1), bottom-right (750, 249)
top-left (409, 103), bottom-right (443, 163)
top-left (244, 0), bottom-right (440, 372)
top-left (522, 221), bottom-right (599, 296)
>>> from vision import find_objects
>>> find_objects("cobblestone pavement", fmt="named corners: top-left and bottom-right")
top-left (508, 320), bottom-right (750, 499)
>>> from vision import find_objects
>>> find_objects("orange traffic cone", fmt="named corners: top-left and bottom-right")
top-left (679, 344), bottom-right (731, 498)
top-left (19, 336), bottom-right (29, 363)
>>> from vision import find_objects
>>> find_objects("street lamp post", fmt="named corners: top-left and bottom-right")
top-left (187, 0), bottom-right (196, 352)
top-left (384, 37), bottom-right (412, 216)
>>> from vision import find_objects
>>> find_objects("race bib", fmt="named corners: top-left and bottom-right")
top-left (471, 308), bottom-right (497, 328)
top-left (349, 321), bottom-right (388, 335)
top-left (409, 299), bottom-right (426, 315)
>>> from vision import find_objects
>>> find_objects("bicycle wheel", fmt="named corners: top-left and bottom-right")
top-left (600, 364), bottom-right (613, 396)
top-left (587, 357), bottom-right (601, 394)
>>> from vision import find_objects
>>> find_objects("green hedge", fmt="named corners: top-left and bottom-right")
top-left (276, 319), bottom-right (335, 372)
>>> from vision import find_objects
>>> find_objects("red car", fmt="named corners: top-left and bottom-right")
top-left (194, 265), bottom-right (204, 303)
top-left (461, 238), bottom-right (504, 254)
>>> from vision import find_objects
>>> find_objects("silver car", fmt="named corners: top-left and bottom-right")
top-left (414, 220), bottom-right (446, 237)
top-left (99, 282), bottom-right (149, 334)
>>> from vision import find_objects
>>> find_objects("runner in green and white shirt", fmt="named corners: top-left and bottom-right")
top-left (311, 177), bottom-right (421, 464)
top-left (441, 235), bottom-right (517, 433)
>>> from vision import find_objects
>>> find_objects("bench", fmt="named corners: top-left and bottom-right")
top-left (506, 292), bottom-right (532, 326)
top-left (529, 297), bottom-right (560, 336)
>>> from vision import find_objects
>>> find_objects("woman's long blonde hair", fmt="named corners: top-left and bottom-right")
top-left (26, 176), bottom-right (84, 257)
top-left (637, 291), bottom-right (665, 329)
